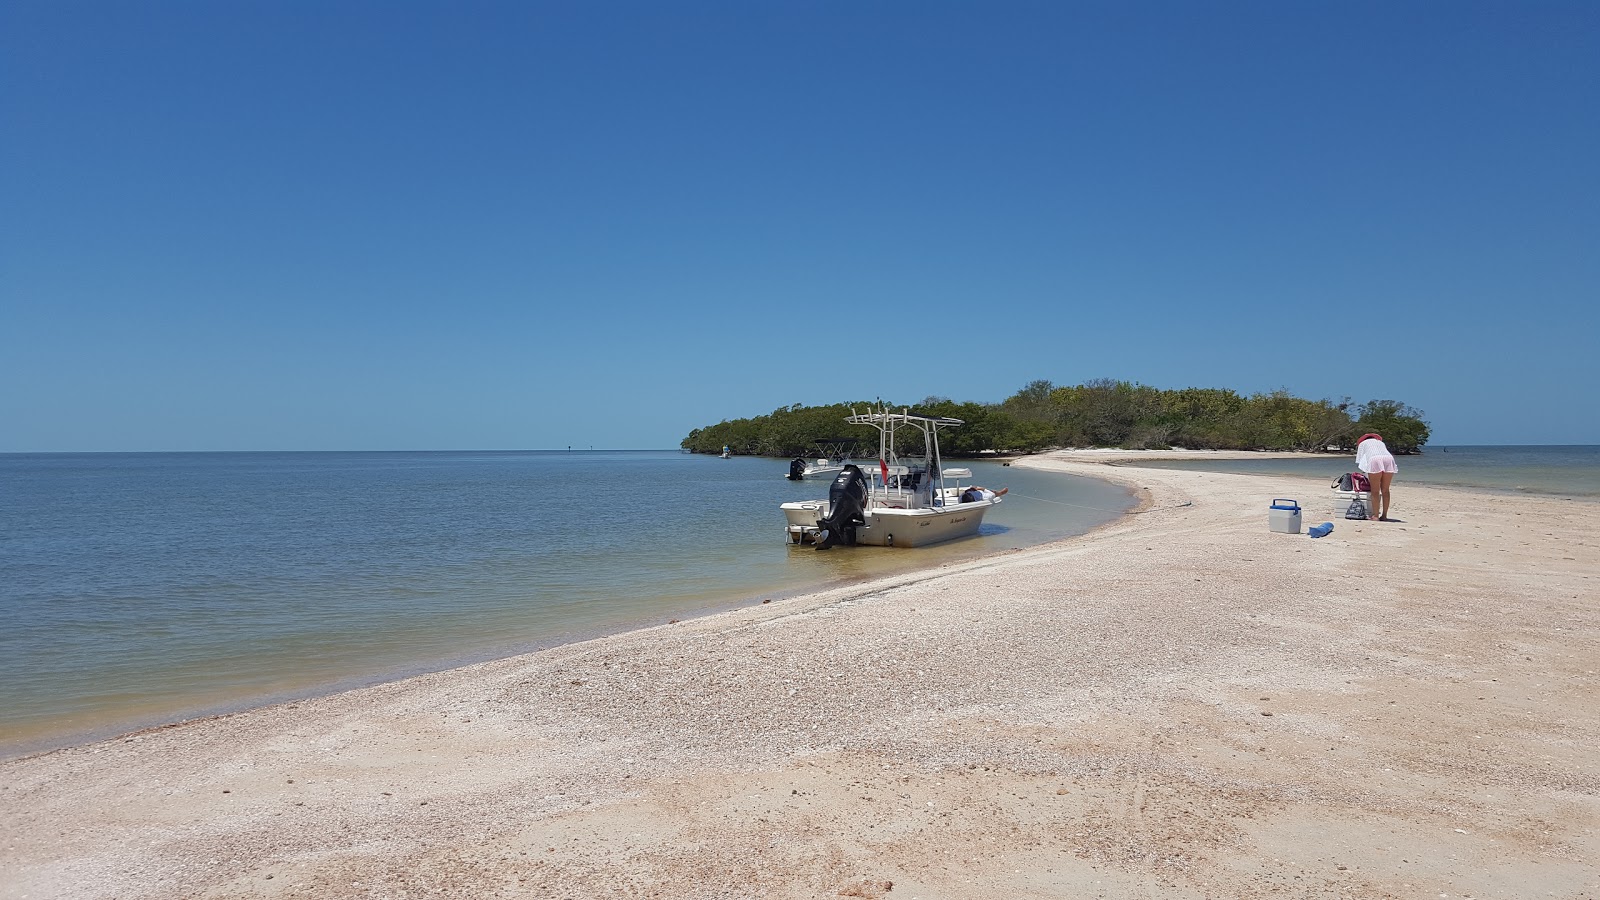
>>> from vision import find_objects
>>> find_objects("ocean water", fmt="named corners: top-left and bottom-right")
top-left (1124, 445), bottom-right (1600, 498)
top-left (0, 451), bottom-right (1133, 758)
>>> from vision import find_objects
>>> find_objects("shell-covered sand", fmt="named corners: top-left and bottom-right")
top-left (2, 451), bottom-right (1596, 899)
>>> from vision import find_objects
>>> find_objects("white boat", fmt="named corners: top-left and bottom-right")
top-left (720, 445), bottom-right (731, 459)
top-left (781, 407), bottom-right (1000, 548)
top-left (785, 440), bottom-right (859, 481)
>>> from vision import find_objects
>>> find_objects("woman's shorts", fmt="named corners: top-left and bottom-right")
top-left (1361, 456), bottom-right (1398, 474)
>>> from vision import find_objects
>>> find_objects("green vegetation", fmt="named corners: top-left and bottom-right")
top-left (681, 381), bottom-right (1430, 457)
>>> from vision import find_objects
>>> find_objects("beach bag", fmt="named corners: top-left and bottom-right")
top-left (1333, 472), bottom-right (1370, 493)
top-left (1345, 498), bottom-right (1368, 520)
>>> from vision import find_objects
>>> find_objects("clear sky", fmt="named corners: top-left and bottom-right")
top-left (3, 1), bottom-right (1596, 451)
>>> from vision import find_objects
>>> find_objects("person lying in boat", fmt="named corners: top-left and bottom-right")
top-left (960, 486), bottom-right (1007, 502)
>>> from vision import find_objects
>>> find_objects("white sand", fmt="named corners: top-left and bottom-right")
top-left (2, 451), bottom-right (1596, 899)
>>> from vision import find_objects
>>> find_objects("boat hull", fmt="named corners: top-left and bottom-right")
top-left (782, 499), bottom-right (996, 548)
top-left (799, 463), bottom-right (846, 479)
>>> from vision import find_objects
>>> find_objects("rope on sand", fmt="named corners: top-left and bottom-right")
top-left (1006, 493), bottom-right (1194, 515)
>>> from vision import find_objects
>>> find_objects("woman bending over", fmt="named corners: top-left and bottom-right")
top-left (1355, 433), bottom-right (1398, 521)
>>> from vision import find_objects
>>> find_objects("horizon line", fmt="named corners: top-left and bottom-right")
top-left (5, 443), bottom-right (1598, 455)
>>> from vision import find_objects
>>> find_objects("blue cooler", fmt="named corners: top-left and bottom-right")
top-left (1269, 499), bottom-right (1302, 534)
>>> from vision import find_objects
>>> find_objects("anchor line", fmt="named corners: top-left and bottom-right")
top-left (1004, 492), bottom-right (1194, 515)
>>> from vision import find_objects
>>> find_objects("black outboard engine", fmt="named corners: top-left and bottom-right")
top-left (815, 464), bottom-right (868, 549)
top-left (787, 457), bottom-right (807, 481)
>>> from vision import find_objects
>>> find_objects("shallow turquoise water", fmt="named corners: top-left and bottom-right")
top-left (0, 450), bottom-right (1133, 757)
top-left (1123, 445), bottom-right (1600, 498)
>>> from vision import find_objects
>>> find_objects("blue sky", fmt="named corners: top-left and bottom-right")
top-left (3, 0), bottom-right (1596, 450)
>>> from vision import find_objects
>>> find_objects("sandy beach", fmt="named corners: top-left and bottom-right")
top-left (2, 451), bottom-right (1596, 900)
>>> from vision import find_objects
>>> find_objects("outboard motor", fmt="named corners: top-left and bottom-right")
top-left (815, 464), bottom-right (868, 549)
top-left (788, 457), bottom-right (807, 481)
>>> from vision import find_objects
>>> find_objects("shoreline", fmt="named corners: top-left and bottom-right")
top-left (2, 454), bottom-right (1596, 898)
top-left (1073, 447), bottom-right (1600, 501)
top-left (0, 458), bottom-right (1133, 762)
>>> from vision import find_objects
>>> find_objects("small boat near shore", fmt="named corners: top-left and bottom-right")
top-left (785, 440), bottom-right (861, 481)
top-left (781, 407), bottom-right (1000, 548)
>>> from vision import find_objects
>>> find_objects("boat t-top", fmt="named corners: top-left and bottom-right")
top-left (781, 406), bottom-right (1000, 548)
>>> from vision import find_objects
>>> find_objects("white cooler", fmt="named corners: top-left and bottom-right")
top-left (1269, 499), bottom-right (1302, 534)
top-left (1332, 490), bottom-right (1371, 518)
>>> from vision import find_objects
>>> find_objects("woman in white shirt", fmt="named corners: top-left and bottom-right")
top-left (1355, 433), bottom-right (1398, 521)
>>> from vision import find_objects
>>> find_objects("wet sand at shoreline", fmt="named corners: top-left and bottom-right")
top-left (2, 450), bottom-right (1596, 899)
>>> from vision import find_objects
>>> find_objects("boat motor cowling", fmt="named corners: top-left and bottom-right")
top-left (815, 464), bottom-right (868, 549)
top-left (788, 457), bottom-right (807, 481)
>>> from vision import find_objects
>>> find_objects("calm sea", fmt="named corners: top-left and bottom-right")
top-left (0, 451), bottom-right (1133, 758)
top-left (1123, 445), bottom-right (1600, 498)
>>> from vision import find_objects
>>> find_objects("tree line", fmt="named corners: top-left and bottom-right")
top-left (681, 380), bottom-right (1430, 458)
